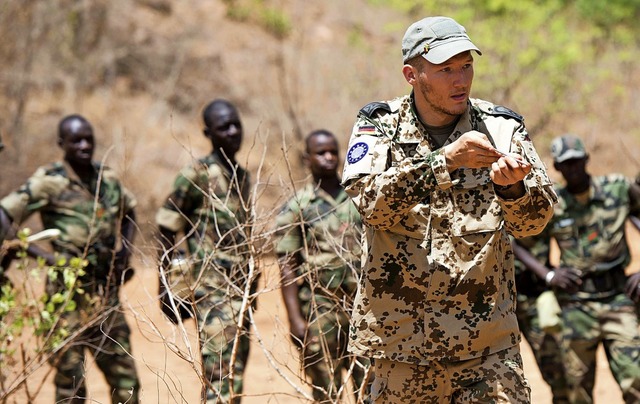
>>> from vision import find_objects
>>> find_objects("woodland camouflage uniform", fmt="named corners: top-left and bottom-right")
top-left (274, 182), bottom-right (370, 402)
top-left (156, 152), bottom-right (256, 404)
top-left (342, 94), bottom-right (557, 402)
top-left (549, 173), bottom-right (640, 403)
top-left (513, 234), bottom-right (569, 403)
top-left (0, 161), bottom-right (140, 403)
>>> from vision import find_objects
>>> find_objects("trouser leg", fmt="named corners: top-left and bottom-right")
top-left (197, 297), bottom-right (250, 404)
top-left (92, 310), bottom-right (141, 404)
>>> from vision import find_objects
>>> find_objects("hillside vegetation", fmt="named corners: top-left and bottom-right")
top-left (2, 1), bottom-right (640, 401)
top-left (2, 0), bottom-right (640, 232)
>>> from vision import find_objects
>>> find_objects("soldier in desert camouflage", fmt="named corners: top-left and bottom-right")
top-left (517, 135), bottom-right (640, 403)
top-left (341, 16), bottom-right (557, 403)
top-left (0, 115), bottom-right (141, 403)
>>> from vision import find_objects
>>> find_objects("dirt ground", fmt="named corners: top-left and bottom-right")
top-left (3, 255), bottom-right (625, 404)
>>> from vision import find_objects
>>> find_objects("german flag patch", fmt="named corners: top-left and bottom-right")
top-left (357, 125), bottom-right (376, 135)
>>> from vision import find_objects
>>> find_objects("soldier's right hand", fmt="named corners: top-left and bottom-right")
top-left (550, 266), bottom-right (582, 294)
top-left (444, 131), bottom-right (503, 171)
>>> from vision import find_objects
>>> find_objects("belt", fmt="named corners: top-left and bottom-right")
top-left (579, 264), bottom-right (627, 295)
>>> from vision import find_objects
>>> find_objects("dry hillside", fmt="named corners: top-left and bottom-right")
top-left (0, 1), bottom-right (637, 402)
top-left (2, 0), bottom-right (640, 228)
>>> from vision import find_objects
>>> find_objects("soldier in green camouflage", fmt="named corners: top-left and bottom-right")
top-left (0, 115), bottom-right (141, 403)
top-left (156, 99), bottom-right (257, 403)
top-left (519, 135), bottom-right (640, 403)
top-left (275, 129), bottom-right (371, 402)
top-left (341, 16), bottom-right (557, 403)
top-left (512, 235), bottom-right (570, 403)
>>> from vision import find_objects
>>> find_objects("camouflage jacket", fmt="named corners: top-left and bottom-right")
top-left (0, 161), bottom-right (136, 271)
top-left (550, 174), bottom-right (640, 277)
top-left (156, 153), bottom-right (253, 292)
top-left (341, 94), bottom-right (557, 363)
top-left (274, 183), bottom-right (362, 305)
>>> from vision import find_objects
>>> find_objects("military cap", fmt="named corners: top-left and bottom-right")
top-left (402, 16), bottom-right (481, 64)
top-left (550, 134), bottom-right (588, 163)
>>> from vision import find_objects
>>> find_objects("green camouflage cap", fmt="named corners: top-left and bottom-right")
top-left (402, 16), bottom-right (481, 64)
top-left (550, 134), bottom-right (587, 163)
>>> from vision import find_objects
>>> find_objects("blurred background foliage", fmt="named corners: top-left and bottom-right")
top-left (1, 0), bottom-right (640, 229)
top-left (373, 0), bottom-right (640, 134)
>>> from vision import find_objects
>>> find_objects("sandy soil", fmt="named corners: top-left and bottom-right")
top-left (2, 255), bottom-right (625, 404)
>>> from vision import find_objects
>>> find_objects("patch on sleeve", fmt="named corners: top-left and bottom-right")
top-left (346, 142), bottom-right (369, 164)
top-left (342, 134), bottom-right (387, 181)
top-left (357, 125), bottom-right (376, 135)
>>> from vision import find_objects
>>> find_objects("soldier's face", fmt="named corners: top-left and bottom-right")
top-left (555, 157), bottom-right (588, 185)
top-left (205, 105), bottom-right (243, 158)
top-left (414, 51), bottom-right (474, 125)
top-left (305, 134), bottom-right (339, 178)
top-left (59, 119), bottom-right (95, 166)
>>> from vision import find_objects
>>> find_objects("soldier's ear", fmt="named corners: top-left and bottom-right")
top-left (402, 64), bottom-right (417, 86)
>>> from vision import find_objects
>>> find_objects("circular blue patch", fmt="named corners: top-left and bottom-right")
top-left (347, 142), bottom-right (369, 164)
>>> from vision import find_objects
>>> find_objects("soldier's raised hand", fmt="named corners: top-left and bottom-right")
top-left (444, 131), bottom-right (503, 171)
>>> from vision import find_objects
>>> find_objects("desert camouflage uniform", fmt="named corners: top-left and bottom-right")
top-left (156, 153), bottom-right (255, 403)
top-left (342, 94), bottom-right (557, 402)
top-left (549, 174), bottom-right (640, 403)
top-left (274, 183), bottom-right (370, 402)
top-left (513, 234), bottom-right (569, 403)
top-left (0, 161), bottom-right (140, 403)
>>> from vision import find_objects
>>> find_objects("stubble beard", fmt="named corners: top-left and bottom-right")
top-left (419, 81), bottom-right (468, 120)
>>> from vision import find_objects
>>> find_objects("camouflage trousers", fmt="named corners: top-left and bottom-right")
top-left (195, 292), bottom-right (251, 404)
top-left (559, 293), bottom-right (640, 403)
top-left (516, 294), bottom-right (569, 403)
top-left (301, 302), bottom-right (371, 403)
top-left (48, 300), bottom-right (140, 404)
top-left (369, 345), bottom-right (530, 403)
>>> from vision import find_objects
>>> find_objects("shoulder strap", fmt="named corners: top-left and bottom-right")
top-left (490, 105), bottom-right (523, 123)
top-left (359, 102), bottom-right (392, 119)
